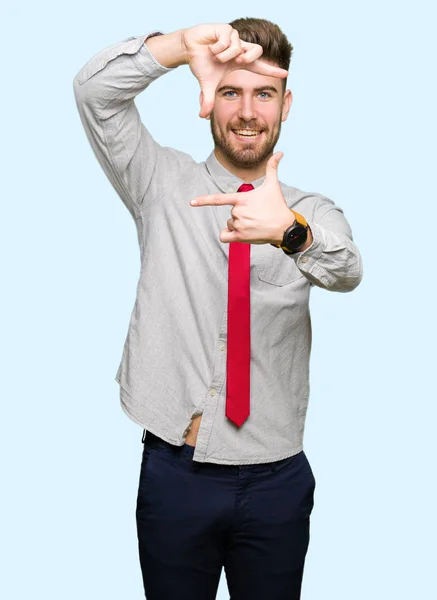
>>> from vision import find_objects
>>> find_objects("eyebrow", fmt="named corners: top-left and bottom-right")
top-left (216, 85), bottom-right (279, 94)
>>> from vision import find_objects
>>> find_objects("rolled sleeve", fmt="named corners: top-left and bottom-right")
top-left (288, 199), bottom-right (363, 292)
top-left (72, 33), bottom-right (181, 220)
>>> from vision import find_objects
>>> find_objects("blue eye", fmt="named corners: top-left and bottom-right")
top-left (222, 90), bottom-right (271, 98)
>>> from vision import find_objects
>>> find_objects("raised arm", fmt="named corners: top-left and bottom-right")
top-left (72, 25), bottom-right (288, 218)
top-left (73, 32), bottom-right (187, 219)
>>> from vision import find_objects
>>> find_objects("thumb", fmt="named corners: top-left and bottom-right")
top-left (265, 152), bottom-right (284, 182)
top-left (199, 83), bottom-right (216, 119)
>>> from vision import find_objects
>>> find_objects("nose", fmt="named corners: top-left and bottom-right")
top-left (238, 94), bottom-right (258, 121)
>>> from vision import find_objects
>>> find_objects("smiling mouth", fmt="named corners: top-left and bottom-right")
top-left (231, 129), bottom-right (263, 140)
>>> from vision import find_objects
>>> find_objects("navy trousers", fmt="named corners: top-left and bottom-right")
top-left (136, 430), bottom-right (316, 599)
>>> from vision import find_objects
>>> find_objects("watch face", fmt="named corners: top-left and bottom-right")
top-left (284, 224), bottom-right (308, 250)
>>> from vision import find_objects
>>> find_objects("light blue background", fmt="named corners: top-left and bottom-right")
top-left (2, 1), bottom-right (436, 598)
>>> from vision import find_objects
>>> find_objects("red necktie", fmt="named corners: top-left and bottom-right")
top-left (225, 183), bottom-right (254, 427)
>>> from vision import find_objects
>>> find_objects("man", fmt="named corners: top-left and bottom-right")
top-left (73, 18), bottom-right (363, 600)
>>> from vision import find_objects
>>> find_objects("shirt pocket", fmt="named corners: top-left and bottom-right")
top-left (257, 249), bottom-right (305, 286)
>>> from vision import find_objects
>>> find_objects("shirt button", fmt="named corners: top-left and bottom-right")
top-left (209, 389), bottom-right (216, 397)
top-left (300, 256), bottom-right (309, 263)
top-left (220, 344), bottom-right (226, 351)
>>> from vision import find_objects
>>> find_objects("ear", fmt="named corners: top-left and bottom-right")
top-left (281, 89), bottom-right (293, 123)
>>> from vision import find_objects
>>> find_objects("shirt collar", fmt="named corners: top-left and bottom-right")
top-left (205, 150), bottom-right (266, 193)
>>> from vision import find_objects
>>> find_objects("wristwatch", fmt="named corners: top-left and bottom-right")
top-left (270, 210), bottom-right (309, 255)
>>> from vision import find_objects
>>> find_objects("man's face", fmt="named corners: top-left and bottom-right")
top-left (209, 65), bottom-right (292, 169)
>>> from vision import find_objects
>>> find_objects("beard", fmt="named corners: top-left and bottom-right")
top-left (209, 112), bottom-right (282, 169)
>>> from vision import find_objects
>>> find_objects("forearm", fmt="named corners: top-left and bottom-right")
top-left (295, 223), bottom-right (362, 292)
top-left (284, 203), bottom-right (363, 293)
top-left (145, 29), bottom-right (189, 68)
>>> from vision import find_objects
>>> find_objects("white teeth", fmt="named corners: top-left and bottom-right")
top-left (234, 129), bottom-right (261, 136)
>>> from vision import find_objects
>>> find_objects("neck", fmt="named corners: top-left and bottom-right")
top-left (214, 148), bottom-right (270, 182)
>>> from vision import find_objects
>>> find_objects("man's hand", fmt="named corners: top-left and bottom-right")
top-left (190, 152), bottom-right (295, 244)
top-left (182, 24), bottom-right (288, 119)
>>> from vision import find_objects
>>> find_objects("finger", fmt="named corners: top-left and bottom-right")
top-left (265, 151), bottom-right (284, 181)
top-left (191, 193), bottom-right (238, 206)
top-left (234, 41), bottom-right (263, 64)
top-left (219, 229), bottom-right (237, 243)
top-left (234, 42), bottom-right (288, 77)
top-left (227, 218), bottom-right (235, 231)
top-left (208, 25), bottom-right (233, 56)
top-left (245, 58), bottom-right (288, 79)
top-left (234, 46), bottom-right (249, 64)
top-left (234, 47), bottom-right (248, 64)
top-left (213, 29), bottom-right (242, 63)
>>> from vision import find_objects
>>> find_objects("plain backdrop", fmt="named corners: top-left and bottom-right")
top-left (2, 1), bottom-right (436, 598)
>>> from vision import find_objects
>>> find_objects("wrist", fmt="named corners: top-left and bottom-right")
top-left (270, 210), bottom-right (296, 245)
top-left (296, 226), bottom-right (313, 252)
top-left (270, 209), bottom-right (313, 254)
top-left (145, 29), bottom-right (189, 68)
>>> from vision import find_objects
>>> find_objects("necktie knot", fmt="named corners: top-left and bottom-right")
top-left (237, 183), bottom-right (254, 193)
